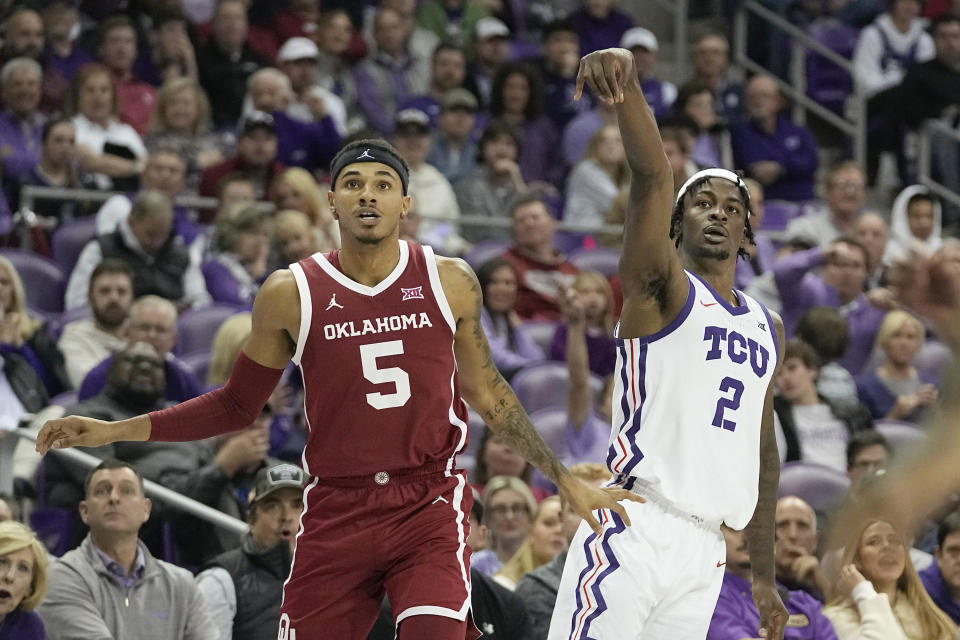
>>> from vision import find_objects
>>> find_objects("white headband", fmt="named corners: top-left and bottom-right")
top-left (676, 168), bottom-right (751, 217)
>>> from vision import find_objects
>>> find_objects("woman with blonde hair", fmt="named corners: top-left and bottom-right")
top-left (471, 476), bottom-right (538, 577)
top-left (271, 168), bottom-right (338, 249)
top-left (549, 270), bottom-right (617, 378)
top-left (207, 312), bottom-right (252, 387)
top-left (824, 518), bottom-right (956, 639)
top-left (856, 310), bottom-right (938, 422)
top-left (0, 255), bottom-right (69, 394)
top-left (0, 520), bottom-right (49, 638)
top-left (564, 125), bottom-right (630, 228)
top-left (272, 209), bottom-right (322, 268)
top-left (494, 495), bottom-right (565, 590)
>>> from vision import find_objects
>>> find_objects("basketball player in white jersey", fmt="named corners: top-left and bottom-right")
top-left (547, 49), bottom-right (788, 640)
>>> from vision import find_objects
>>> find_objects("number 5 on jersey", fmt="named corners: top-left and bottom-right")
top-left (360, 340), bottom-right (411, 409)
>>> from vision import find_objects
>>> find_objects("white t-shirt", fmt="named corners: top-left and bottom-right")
top-left (792, 403), bottom-right (849, 472)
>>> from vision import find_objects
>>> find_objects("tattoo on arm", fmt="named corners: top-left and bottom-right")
top-left (746, 404), bottom-right (780, 585)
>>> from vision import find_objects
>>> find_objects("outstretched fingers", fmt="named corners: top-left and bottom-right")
top-left (574, 62), bottom-right (586, 101)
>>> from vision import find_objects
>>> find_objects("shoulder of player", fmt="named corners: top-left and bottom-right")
top-left (251, 269), bottom-right (300, 328)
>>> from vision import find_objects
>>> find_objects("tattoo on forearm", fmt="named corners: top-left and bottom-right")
top-left (747, 425), bottom-right (780, 583)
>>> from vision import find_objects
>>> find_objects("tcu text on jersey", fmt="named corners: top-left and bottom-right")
top-left (703, 326), bottom-right (770, 378)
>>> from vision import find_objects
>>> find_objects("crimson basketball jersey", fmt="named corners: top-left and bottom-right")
top-left (287, 240), bottom-right (470, 479)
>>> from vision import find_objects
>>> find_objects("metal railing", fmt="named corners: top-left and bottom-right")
top-left (917, 119), bottom-right (960, 210)
top-left (733, 0), bottom-right (867, 168)
top-left (8, 427), bottom-right (249, 536)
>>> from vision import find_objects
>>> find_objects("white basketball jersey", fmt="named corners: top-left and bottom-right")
top-left (607, 270), bottom-right (779, 530)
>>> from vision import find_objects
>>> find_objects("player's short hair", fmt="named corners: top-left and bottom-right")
top-left (89, 258), bottom-right (133, 294)
top-left (846, 429), bottom-right (891, 470)
top-left (796, 307), bottom-right (850, 363)
top-left (783, 338), bottom-right (820, 371)
top-left (937, 510), bottom-right (960, 548)
top-left (83, 459), bottom-right (145, 497)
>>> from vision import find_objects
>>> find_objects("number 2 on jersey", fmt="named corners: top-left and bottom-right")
top-left (712, 376), bottom-right (744, 431)
top-left (359, 340), bottom-right (411, 409)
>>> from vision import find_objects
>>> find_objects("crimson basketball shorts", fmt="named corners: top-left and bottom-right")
top-left (277, 463), bottom-right (477, 639)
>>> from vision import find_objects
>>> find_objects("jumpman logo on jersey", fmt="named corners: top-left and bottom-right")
top-left (357, 148), bottom-right (374, 160)
top-left (325, 293), bottom-right (344, 311)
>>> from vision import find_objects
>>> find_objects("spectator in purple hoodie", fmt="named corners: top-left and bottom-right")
top-left (568, 0), bottom-right (634, 55)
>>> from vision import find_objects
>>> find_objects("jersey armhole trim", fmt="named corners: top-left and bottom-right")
top-left (615, 276), bottom-right (695, 345)
top-left (288, 262), bottom-right (312, 366)
top-left (758, 302), bottom-right (780, 368)
top-left (423, 245), bottom-right (458, 334)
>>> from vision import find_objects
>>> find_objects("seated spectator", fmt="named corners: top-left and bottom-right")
top-left (472, 426), bottom-right (551, 502)
top-left (776, 496), bottom-right (833, 602)
top-left (0, 57), bottom-right (44, 211)
top-left (564, 125), bottom-right (628, 228)
top-left (774, 237), bottom-right (884, 374)
top-left (38, 460), bottom-right (218, 639)
top-left (471, 476), bottom-right (538, 576)
top-left (23, 117), bottom-right (83, 221)
top-left (276, 37), bottom-right (348, 135)
top-left (203, 203), bottom-right (271, 307)
top-left (195, 463), bottom-right (306, 640)
top-left (135, 8), bottom-right (197, 86)
top-left (846, 430), bottom-right (891, 495)
top-left (271, 168), bottom-right (338, 250)
top-left (688, 31), bottom-right (743, 126)
top-left (735, 178), bottom-right (777, 290)
top-left (515, 462), bottom-right (609, 639)
top-left (95, 15), bottom-right (157, 137)
top-left (774, 339), bottom-right (872, 472)
top-left (39, 1), bottom-right (93, 115)
top-left (785, 162), bottom-right (866, 247)
top-left (355, 7), bottom-right (431, 135)
top-left (732, 73), bottom-right (818, 202)
top-left (1, 8), bottom-right (43, 63)
top-left (455, 120), bottom-right (527, 243)
top-left (218, 173), bottom-right (258, 210)
top-left (569, 0), bottom-right (633, 55)
top-left (195, 0), bottom-right (270, 128)
top-left (58, 259), bottom-right (132, 387)
top-left (68, 63), bottom-right (146, 192)
top-left (855, 213), bottom-right (890, 290)
top-left (402, 43), bottom-right (467, 125)
top-left (145, 77), bottom-right (227, 192)
top-left (314, 9), bottom-right (362, 130)
top-left (466, 16), bottom-right (510, 110)
top-left (501, 193), bottom-right (579, 322)
top-left (857, 310), bottom-right (939, 421)
top-left (621, 27), bottom-right (676, 121)
top-left (245, 68), bottom-right (341, 171)
top-left (707, 523), bottom-right (839, 640)
top-left (476, 257), bottom-right (545, 377)
top-left (823, 519), bottom-right (957, 639)
top-left (795, 307), bottom-right (861, 412)
top-left (494, 496), bottom-right (564, 590)
top-left (919, 510), bottom-right (960, 625)
top-left (95, 147), bottom-right (200, 245)
top-left (0, 255), bottom-right (69, 395)
top-left (490, 61), bottom-right (562, 187)
top-left (0, 520), bottom-right (48, 640)
top-left (416, 0), bottom-right (488, 54)
top-left (273, 209), bottom-right (322, 267)
top-left (537, 19), bottom-right (593, 131)
top-left (674, 79), bottom-right (732, 169)
top-left (65, 190), bottom-right (210, 311)
top-left (198, 112), bottom-right (285, 215)
top-left (550, 271), bottom-right (616, 378)
top-left (562, 100), bottom-right (617, 169)
top-left (78, 295), bottom-right (203, 403)
top-left (885, 186), bottom-right (943, 265)
top-left (427, 88), bottom-right (479, 186)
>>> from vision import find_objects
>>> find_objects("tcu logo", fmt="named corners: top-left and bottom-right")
top-left (278, 614), bottom-right (296, 640)
top-left (703, 326), bottom-right (769, 377)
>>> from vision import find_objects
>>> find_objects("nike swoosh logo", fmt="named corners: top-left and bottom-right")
top-left (701, 301), bottom-right (718, 307)
top-left (716, 561), bottom-right (726, 567)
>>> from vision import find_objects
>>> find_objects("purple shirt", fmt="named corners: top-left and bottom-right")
top-left (78, 355), bottom-right (203, 404)
top-left (271, 110), bottom-right (342, 171)
top-left (0, 110), bottom-right (43, 184)
top-left (855, 370), bottom-right (937, 421)
top-left (919, 561), bottom-right (960, 625)
top-left (773, 248), bottom-right (884, 375)
top-left (568, 8), bottom-right (634, 55)
top-left (518, 115), bottom-right (562, 187)
top-left (94, 542), bottom-right (146, 590)
top-left (707, 573), bottom-right (839, 640)
top-left (481, 308), bottom-right (545, 373)
top-left (470, 548), bottom-right (502, 576)
top-left (0, 608), bottom-right (45, 639)
top-left (735, 235), bottom-right (778, 290)
top-left (538, 59), bottom-right (594, 131)
top-left (548, 324), bottom-right (616, 378)
top-left (562, 110), bottom-right (604, 167)
top-left (731, 114), bottom-right (818, 202)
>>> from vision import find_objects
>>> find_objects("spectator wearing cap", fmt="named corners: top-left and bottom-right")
top-left (95, 15), bottom-right (157, 137)
top-left (537, 19), bottom-right (593, 131)
top-left (467, 16), bottom-right (511, 109)
top-left (568, 0), bottom-right (634, 56)
top-left (355, 6), bottom-right (432, 135)
top-left (427, 88), bottom-right (479, 184)
top-left (400, 43), bottom-right (468, 126)
top-left (0, 57), bottom-right (45, 211)
top-left (195, 463), bottom-right (306, 640)
top-left (731, 73), bottom-right (818, 202)
top-left (277, 37), bottom-right (348, 135)
top-left (198, 111), bottom-right (285, 218)
top-left (196, 0), bottom-right (271, 128)
top-left (244, 68), bottom-right (342, 172)
top-left (416, 0), bottom-right (490, 56)
top-left (621, 27), bottom-right (676, 121)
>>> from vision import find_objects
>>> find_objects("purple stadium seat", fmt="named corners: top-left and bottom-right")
top-left (758, 200), bottom-right (802, 232)
top-left (567, 247), bottom-right (620, 278)
top-left (805, 18), bottom-right (859, 116)
top-left (174, 304), bottom-right (244, 356)
top-left (50, 217), bottom-right (97, 275)
top-left (874, 420), bottom-right (927, 457)
top-left (778, 461), bottom-right (851, 513)
top-left (528, 408), bottom-right (571, 458)
top-left (178, 350), bottom-right (212, 385)
top-left (510, 361), bottom-right (603, 414)
top-left (915, 339), bottom-right (952, 382)
top-left (462, 240), bottom-right (511, 269)
top-left (0, 248), bottom-right (65, 313)
top-left (523, 320), bottom-right (557, 356)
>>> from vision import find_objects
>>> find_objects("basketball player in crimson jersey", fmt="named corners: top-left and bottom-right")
top-left (36, 138), bottom-right (641, 639)
top-left (546, 49), bottom-right (788, 640)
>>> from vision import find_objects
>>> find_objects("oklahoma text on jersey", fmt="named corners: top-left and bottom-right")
top-left (322, 312), bottom-right (434, 340)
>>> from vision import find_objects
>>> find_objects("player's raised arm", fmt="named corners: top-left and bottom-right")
top-left (36, 270), bottom-right (301, 455)
top-left (438, 257), bottom-right (643, 535)
top-left (576, 48), bottom-right (686, 314)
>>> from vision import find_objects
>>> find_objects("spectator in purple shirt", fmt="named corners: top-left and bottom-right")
top-left (709, 524), bottom-right (839, 640)
top-left (774, 237), bottom-right (885, 374)
top-left (477, 257), bottom-right (545, 377)
top-left (568, 0), bottom-right (633, 55)
top-left (675, 79), bottom-right (733, 169)
top-left (735, 178), bottom-right (777, 290)
top-left (40, 1), bottom-right (93, 116)
top-left (920, 510), bottom-right (960, 625)
top-left (621, 27), bottom-right (676, 121)
top-left (202, 203), bottom-right (270, 308)
top-left (550, 270), bottom-right (616, 378)
top-left (536, 19), bottom-right (593, 131)
top-left (0, 57), bottom-right (44, 213)
top-left (732, 74), bottom-right (818, 202)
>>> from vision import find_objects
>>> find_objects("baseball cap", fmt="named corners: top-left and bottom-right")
top-left (238, 110), bottom-right (276, 137)
top-left (475, 17), bottom-right (509, 40)
top-left (249, 464), bottom-right (307, 504)
top-left (395, 107), bottom-right (430, 133)
top-left (277, 37), bottom-right (320, 63)
top-left (620, 27), bottom-right (659, 53)
top-left (441, 88), bottom-right (478, 112)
